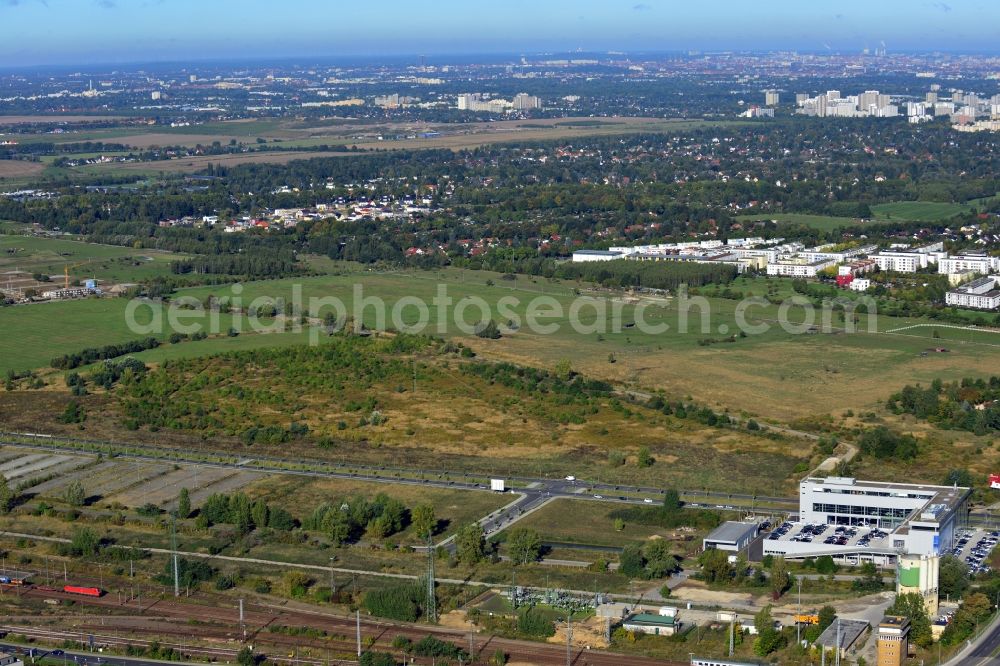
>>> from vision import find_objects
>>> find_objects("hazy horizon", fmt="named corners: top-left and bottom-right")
top-left (1, 0), bottom-right (997, 68)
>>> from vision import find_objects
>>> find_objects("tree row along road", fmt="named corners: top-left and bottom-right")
top-left (2, 585), bottom-right (682, 666)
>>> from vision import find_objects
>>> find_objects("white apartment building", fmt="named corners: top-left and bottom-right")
top-left (512, 92), bottom-right (542, 110)
top-left (849, 278), bottom-right (871, 292)
top-left (796, 90), bottom-right (898, 118)
top-left (945, 276), bottom-right (1000, 310)
top-left (938, 254), bottom-right (1000, 276)
top-left (766, 256), bottom-right (838, 277)
top-left (871, 252), bottom-right (936, 273)
top-left (457, 93), bottom-right (541, 113)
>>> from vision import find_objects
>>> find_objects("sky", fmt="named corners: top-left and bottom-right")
top-left (0, 0), bottom-right (997, 67)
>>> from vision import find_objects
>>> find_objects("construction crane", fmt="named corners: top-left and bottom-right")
top-left (63, 260), bottom-right (93, 289)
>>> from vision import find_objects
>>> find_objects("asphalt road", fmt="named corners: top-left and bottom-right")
top-left (0, 643), bottom-right (169, 666)
top-left (964, 616), bottom-right (1000, 665)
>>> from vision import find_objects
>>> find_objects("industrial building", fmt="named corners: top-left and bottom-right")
top-left (570, 249), bottom-right (624, 263)
top-left (897, 553), bottom-right (940, 615)
top-left (621, 611), bottom-right (679, 636)
top-left (702, 521), bottom-right (760, 552)
top-left (876, 616), bottom-right (910, 666)
top-left (762, 476), bottom-right (971, 564)
top-left (815, 619), bottom-right (870, 660)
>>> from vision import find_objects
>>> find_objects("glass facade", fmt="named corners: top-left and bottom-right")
top-left (812, 502), bottom-right (911, 528)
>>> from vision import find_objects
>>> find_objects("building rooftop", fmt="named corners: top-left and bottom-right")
top-left (803, 476), bottom-right (970, 524)
top-left (815, 619), bottom-right (869, 651)
top-left (879, 615), bottom-right (911, 634)
top-left (625, 613), bottom-right (676, 626)
top-left (705, 521), bottom-right (759, 544)
top-left (951, 276), bottom-right (999, 292)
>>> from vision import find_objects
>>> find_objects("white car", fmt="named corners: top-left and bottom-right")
top-left (594, 494), bottom-right (603, 499)
top-left (565, 475), bottom-right (576, 481)
top-left (643, 498), bottom-right (654, 504)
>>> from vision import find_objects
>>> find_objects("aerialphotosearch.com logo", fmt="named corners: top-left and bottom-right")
top-left (124, 282), bottom-right (879, 342)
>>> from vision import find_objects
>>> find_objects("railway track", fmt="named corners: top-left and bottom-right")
top-left (8, 586), bottom-right (681, 666)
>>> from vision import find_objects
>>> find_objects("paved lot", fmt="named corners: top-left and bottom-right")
top-left (947, 527), bottom-right (998, 577)
top-left (766, 521), bottom-right (891, 551)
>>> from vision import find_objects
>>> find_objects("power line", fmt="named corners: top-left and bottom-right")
top-left (426, 534), bottom-right (437, 623)
top-left (171, 517), bottom-right (180, 597)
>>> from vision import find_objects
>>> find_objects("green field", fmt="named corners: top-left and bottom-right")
top-left (0, 297), bottom-right (241, 373)
top-left (514, 499), bottom-right (681, 548)
top-left (0, 234), bottom-right (186, 283)
top-left (871, 201), bottom-right (971, 221)
top-left (4, 268), bottom-right (1000, 422)
top-left (739, 201), bottom-right (976, 228)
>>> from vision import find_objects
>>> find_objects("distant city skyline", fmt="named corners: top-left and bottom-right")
top-left (1, 0), bottom-right (999, 67)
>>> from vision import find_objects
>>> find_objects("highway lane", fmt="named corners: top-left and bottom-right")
top-left (0, 643), bottom-right (236, 666)
top-left (964, 615), bottom-right (1000, 665)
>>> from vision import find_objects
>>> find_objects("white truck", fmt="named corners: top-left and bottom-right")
top-left (490, 479), bottom-right (506, 492)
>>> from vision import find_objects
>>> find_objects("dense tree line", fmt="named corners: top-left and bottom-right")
top-left (460, 362), bottom-right (612, 404)
top-left (170, 252), bottom-right (298, 278)
top-left (89, 357), bottom-right (148, 390)
top-left (302, 494), bottom-right (409, 545)
top-left (555, 259), bottom-right (737, 290)
top-left (51, 337), bottom-right (160, 370)
top-left (887, 376), bottom-right (1000, 435)
top-left (856, 426), bottom-right (919, 460)
top-left (197, 491), bottom-right (295, 533)
top-left (363, 582), bottom-right (424, 622)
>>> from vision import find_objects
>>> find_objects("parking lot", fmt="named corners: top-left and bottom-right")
top-left (766, 521), bottom-right (891, 550)
top-left (948, 528), bottom-right (998, 576)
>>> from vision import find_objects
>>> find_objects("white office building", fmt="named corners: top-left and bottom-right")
top-left (762, 476), bottom-right (971, 564)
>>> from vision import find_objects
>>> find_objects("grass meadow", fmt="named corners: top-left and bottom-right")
top-left (870, 200), bottom-right (971, 221)
top-left (0, 234), bottom-right (186, 283)
top-left (3, 267), bottom-right (1000, 422)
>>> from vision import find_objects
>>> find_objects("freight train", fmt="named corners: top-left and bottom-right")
top-left (62, 585), bottom-right (103, 597)
top-left (33, 584), bottom-right (104, 597)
